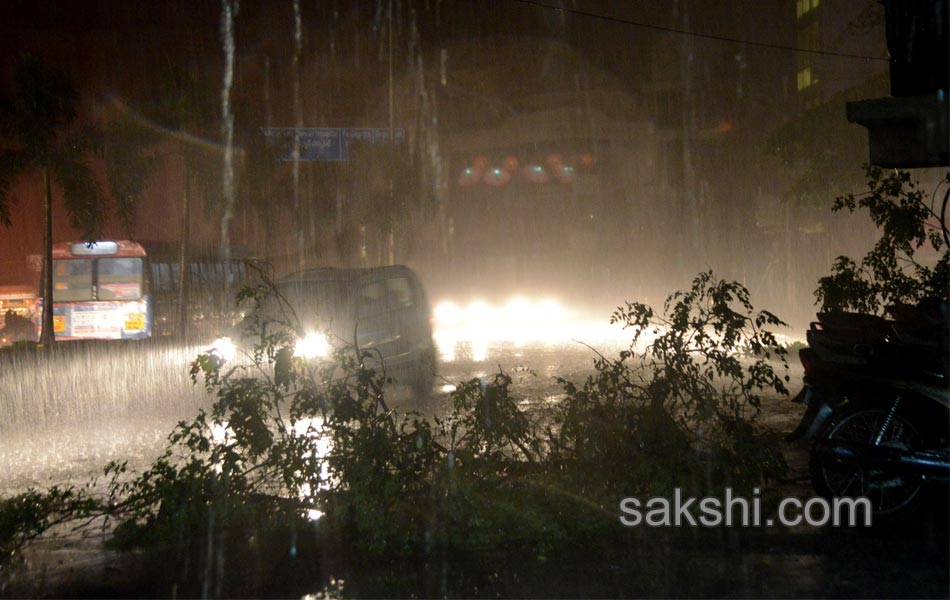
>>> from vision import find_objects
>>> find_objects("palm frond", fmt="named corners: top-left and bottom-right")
top-left (12, 55), bottom-right (79, 159)
top-left (50, 149), bottom-right (104, 241)
top-left (104, 115), bottom-right (161, 237)
top-left (0, 91), bottom-right (17, 137)
top-left (0, 149), bottom-right (31, 227)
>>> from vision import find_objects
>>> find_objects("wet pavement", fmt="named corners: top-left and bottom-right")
top-left (0, 340), bottom-right (947, 598)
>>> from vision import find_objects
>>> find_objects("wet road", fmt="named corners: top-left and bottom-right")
top-left (0, 338), bottom-right (627, 495)
top-left (0, 340), bottom-right (947, 598)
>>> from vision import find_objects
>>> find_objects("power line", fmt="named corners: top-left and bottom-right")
top-left (511, 0), bottom-right (890, 62)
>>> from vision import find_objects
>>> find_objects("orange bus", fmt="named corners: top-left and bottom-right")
top-left (46, 240), bottom-right (152, 340)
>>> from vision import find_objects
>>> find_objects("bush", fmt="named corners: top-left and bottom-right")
top-left (547, 271), bottom-right (789, 500)
top-left (0, 271), bottom-right (790, 595)
top-left (816, 166), bottom-right (949, 314)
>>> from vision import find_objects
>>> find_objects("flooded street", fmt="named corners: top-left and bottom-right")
top-left (1, 334), bottom-right (801, 495)
top-left (0, 337), bottom-right (642, 496)
top-left (2, 339), bottom-right (947, 598)
top-left (0, 341), bottom-right (203, 496)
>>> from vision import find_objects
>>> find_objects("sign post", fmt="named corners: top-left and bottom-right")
top-left (261, 127), bottom-right (406, 162)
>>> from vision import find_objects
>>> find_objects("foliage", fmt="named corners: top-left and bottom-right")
top-left (0, 271), bottom-right (790, 593)
top-left (0, 55), bottom-right (105, 239)
top-left (103, 110), bottom-right (162, 238)
top-left (0, 55), bottom-right (108, 346)
top-left (334, 141), bottom-right (427, 262)
top-left (0, 487), bottom-right (97, 566)
top-left (815, 166), bottom-right (950, 314)
top-left (549, 271), bottom-right (789, 499)
top-left (152, 63), bottom-right (225, 214)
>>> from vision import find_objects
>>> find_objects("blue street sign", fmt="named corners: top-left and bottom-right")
top-left (261, 127), bottom-right (406, 162)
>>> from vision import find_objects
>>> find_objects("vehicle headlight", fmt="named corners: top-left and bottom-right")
top-left (209, 336), bottom-right (237, 362)
top-left (294, 332), bottom-right (331, 359)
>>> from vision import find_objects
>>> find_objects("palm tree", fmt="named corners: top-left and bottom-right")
top-left (0, 56), bottom-right (105, 346)
top-left (152, 64), bottom-right (223, 338)
top-left (103, 107), bottom-right (161, 239)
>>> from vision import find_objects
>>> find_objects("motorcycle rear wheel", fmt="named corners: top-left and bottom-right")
top-left (809, 404), bottom-right (923, 518)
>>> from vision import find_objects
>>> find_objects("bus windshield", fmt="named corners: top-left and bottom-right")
top-left (98, 258), bottom-right (143, 300)
top-left (53, 259), bottom-right (94, 302)
top-left (53, 257), bottom-right (143, 301)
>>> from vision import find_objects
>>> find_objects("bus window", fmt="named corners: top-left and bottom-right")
top-left (151, 263), bottom-right (175, 293)
top-left (189, 263), bottom-right (204, 289)
top-left (226, 263), bottom-right (245, 284)
top-left (98, 258), bottom-right (143, 300)
top-left (53, 259), bottom-right (93, 302)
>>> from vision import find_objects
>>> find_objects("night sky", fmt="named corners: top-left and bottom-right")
top-left (0, 0), bottom-right (890, 324)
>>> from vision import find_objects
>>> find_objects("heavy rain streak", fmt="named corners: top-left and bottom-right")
top-left (0, 1), bottom-right (948, 598)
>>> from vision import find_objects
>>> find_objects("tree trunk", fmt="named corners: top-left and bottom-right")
top-left (40, 165), bottom-right (54, 347)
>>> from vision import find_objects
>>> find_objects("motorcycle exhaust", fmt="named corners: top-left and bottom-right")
top-left (812, 439), bottom-right (950, 483)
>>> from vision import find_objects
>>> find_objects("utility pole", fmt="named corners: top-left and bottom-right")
top-left (176, 166), bottom-right (190, 339)
top-left (387, 0), bottom-right (396, 266)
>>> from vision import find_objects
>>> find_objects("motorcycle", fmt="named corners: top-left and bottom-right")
top-left (787, 299), bottom-right (950, 517)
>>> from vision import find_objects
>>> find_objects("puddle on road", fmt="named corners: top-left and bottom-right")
top-left (0, 417), bottom-right (176, 497)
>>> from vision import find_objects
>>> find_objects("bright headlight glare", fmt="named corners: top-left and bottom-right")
top-left (434, 301), bottom-right (462, 323)
top-left (210, 336), bottom-right (236, 362)
top-left (294, 332), bottom-right (331, 359)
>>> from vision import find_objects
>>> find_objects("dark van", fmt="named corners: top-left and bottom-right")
top-left (274, 265), bottom-right (437, 396)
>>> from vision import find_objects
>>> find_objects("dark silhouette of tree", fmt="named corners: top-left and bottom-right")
top-left (102, 107), bottom-right (162, 239)
top-left (342, 141), bottom-right (420, 266)
top-left (815, 166), bottom-right (949, 314)
top-left (0, 56), bottom-right (105, 346)
top-left (152, 64), bottom-right (223, 338)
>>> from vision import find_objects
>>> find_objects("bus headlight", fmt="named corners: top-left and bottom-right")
top-left (210, 336), bottom-right (237, 362)
top-left (294, 332), bottom-right (331, 359)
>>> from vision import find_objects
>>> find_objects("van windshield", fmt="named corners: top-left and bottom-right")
top-left (276, 280), bottom-right (353, 328)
